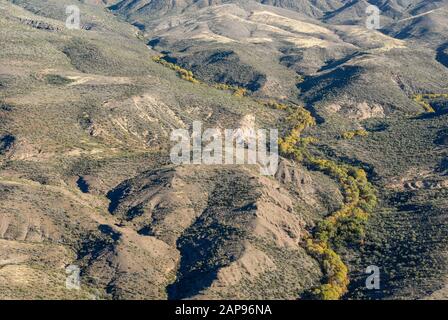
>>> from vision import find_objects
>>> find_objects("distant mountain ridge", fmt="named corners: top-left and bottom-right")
top-left (109, 0), bottom-right (448, 20)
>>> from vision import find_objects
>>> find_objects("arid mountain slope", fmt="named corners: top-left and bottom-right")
top-left (0, 0), bottom-right (333, 299)
top-left (1, 0), bottom-right (448, 300)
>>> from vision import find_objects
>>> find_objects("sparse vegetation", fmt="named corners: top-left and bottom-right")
top-left (304, 156), bottom-right (376, 299)
top-left (412, 93), bottom-right (448, 113)
top-left (212, 83), bottom-right (248, 97)
top-left (44, 74), bottom-right (74, 86)
top-left (3, 0), bottom-right (448, 301)
top-left (260, 100), bottom-right (289, 110)
top-left (413, 94), bottom-right (435, 113)
top-left (152, 55), bottom-right (250, 96)
top-left (305, 239), bottom-right (349, 300)
top-left (1, 103), bottom-right (14, 112)
top-left (341, 129), bottom-right (368, 140)
top-left (278, 106), bottom-right (316, 161)
top-left (275, 102), bottom-right (377, 300)
top-left (232, 87), bottom-right (248, 97)
top-left (152, 55), bottom-right (200, 84)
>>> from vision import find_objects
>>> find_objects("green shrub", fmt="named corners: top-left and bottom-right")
top-left (277, 103), bottom-right (377, 300)
top-left (44, 74), bottom-right (74, 85)
top-left (152, 55), bottom-right (200, 84)
top-left (412, 94), bottom-right (435, 113)
top-left (341, 129), bottom-right (368, 140)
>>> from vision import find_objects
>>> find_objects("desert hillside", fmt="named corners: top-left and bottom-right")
top-left (1, 0), bottom-right (448, 300)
